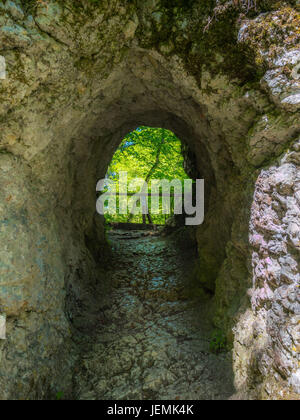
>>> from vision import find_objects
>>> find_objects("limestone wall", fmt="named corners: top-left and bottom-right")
top-left (0, 0), bottom-right (299, 399)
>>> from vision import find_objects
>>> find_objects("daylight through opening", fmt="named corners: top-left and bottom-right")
top-left (101, 127), bottom-right (193, 228)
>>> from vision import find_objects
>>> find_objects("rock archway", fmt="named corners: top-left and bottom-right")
top-left (0, 0), bottom-right (299, 400)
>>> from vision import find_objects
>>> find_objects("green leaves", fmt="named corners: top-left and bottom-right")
top-left (55, 391), bottom-right (64, 400)
top-left (108, 126), bottom-right (187, 183)
top-left (209, 329), bottom-right (227, 354)
top-left (106, 126), bottom-right (190, 224)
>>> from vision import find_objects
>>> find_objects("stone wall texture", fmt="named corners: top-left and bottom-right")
top-left (0, 0), bottom-right (299, 399)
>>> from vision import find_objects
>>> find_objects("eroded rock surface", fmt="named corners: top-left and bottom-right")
top-left (75, 230), bottom-right (234, 400)
top-left (0, 0), bottom-right (299, 400)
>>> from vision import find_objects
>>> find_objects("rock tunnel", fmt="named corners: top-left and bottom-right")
top-left (0, 0), bottom-right (299, 400)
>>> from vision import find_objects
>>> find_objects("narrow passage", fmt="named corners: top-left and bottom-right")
top-left (75, 229), bottom-right (234, 400)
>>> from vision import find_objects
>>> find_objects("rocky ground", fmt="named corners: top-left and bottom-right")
top-left (74, 230), bottom-right (234, 400)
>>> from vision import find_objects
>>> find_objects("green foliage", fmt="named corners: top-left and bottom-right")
top-left (209, 329), bottom-right (227, 354)
top-left (55, 391), bottom-right (64, 400)
top-left (104, 126), bottom-right (191, 225)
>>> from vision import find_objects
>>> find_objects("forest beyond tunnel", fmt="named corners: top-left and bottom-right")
top-left (0, 0), bottom-right (299, 400)
top-left (102, 126), bottom-right (194, 227)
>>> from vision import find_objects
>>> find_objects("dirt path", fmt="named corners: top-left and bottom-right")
top-left (74, 230), bottom-right (234, 400)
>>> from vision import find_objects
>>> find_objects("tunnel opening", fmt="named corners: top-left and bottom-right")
top-left (80, 113), bottom-right (225, 304)
top-left (73, 124), bottom-right (236, 399)
top-left (101, 126), bottom-right (195, 228)
top-left (0, 103), bottom-right (252, 400)
top-left (70, 119), bottom-right (238, 399)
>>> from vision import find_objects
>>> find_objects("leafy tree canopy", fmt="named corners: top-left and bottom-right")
top-left (105, 126), bottom-right (190, 224)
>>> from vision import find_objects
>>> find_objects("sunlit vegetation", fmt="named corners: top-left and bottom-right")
top-left (104, 126), bottom-right (191, 225)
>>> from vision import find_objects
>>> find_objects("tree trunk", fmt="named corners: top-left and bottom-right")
top-left (128, 133), bottom-right (165, 223)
